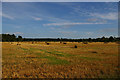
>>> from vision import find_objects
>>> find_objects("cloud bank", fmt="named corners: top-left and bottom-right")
top-left (43, 22), bottom-right (106, 26)
top-left (90, 12), bottom-right (118, 20)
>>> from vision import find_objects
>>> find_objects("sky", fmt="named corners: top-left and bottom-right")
top-left (2, 2), bottom-right (118, 38)
top-left (2, 0), bottom-right (120, 2)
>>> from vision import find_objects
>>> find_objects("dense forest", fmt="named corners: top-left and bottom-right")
top-left (0, 34), bottom-right (120, 42)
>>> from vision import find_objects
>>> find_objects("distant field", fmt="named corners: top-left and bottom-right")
top-left (2, 42), bottom-right (119, 78)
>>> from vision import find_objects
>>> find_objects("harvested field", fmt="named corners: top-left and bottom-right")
top-left (2, 42), bottom-right (120, 78)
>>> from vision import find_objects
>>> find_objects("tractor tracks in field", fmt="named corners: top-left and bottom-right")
top-left (19, 47), bottom-right (73, 65)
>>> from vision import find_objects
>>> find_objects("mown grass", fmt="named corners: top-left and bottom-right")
top-left (79, 56), bottom-right (102, 61)
top-left (38, 49), bottom-right (74, 57)
top-left (20, 47), bottom-right (28, 51)
top-left (22, 48), bottom-right (71, 65)
top-left (36, 52), bottom-right (70, 65)
top-left (39, 49), bottom-right (65, 57)
top-left (29, 47), bottom-right (74, 57)
top-left (53, 51), bottom-right (74, 57)
top-left (41, 56), bottom-right (69, 65)
top-left (19, 47), bottom-right (101, 64)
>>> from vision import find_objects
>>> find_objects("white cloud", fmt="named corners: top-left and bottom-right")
top-left (43, 22), bottom-right (106, 26)
top-left (14, 32), bottom-right (24, 35)
top-left (87, 18), bottom-right (98, 22)
top-left (99, 28), bottom-right (117, 32)
top-left (14, 26), bottom-right (22, 29)
top-left (58, 31), bottom-right (77, 34)
top-left (87, 18), bottom-right (108, 24)
top-left (48, 17), bottom-right (69, 23)
top-left (86, 32), bottom-right (93, 35)
top-left (52, 30), bottom-right (78, 38)
top-left (5, 32), bottom-right (23, 35)
top-left (0, 13), bottom-right (14, 20)
top-left (90, 12), bottom-right (118, 20)
top-left (32, 17), bottom-right (42, 21)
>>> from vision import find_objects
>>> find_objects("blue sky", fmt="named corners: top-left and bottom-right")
top-left (2, 2), bottom-right (118, 38)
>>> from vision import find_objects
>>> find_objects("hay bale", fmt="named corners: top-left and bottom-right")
top-left (83, 42), bottom-right (88, 44)
top-left (91, 51), bottom-right (97, 53)
top-left (17, 43), bottom-right (21, 45)
top-left (60, 41), bottom-right (62, 43)
top-left (46, 43), bottom-right (50, 45)
top-left (104, 42), bottom-right (109, 44)
top-left (116, 41), bottom-right (120, 44)
top-left (74, 45), bottom-right (77, 48)
top-left (32, 42), bottom-right (34, 44)
top-left (63, 42), bottom-right (67, 44)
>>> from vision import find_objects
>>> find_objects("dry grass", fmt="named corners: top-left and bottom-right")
top-left (2, 42), bottom-right (119, 78)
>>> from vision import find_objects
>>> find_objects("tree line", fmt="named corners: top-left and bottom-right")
top-left (1, 34), bottom-right (120, 42)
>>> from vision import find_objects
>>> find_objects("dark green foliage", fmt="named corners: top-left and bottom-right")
top-left (17, 35), bottom-right (22, 41)
top-left (1, 34), bottom-right (120, 42)
top-left (109, 36), bottom-right (114, 42)
top-left (2, 34), bottom-right (16, 42)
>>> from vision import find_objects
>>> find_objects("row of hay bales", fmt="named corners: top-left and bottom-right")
top-left (11, 41), bottom-right (115, 45)
top-left (12, 41), bottom-right (116, 45)
top-left (13, 41), bottom-right (89, 48)
top-left (11, 41), bottom-right (104, 45)
top-left (45, 42), bottom-right (78, 48)
top-left (11, 41), bottom-right (119, 49)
